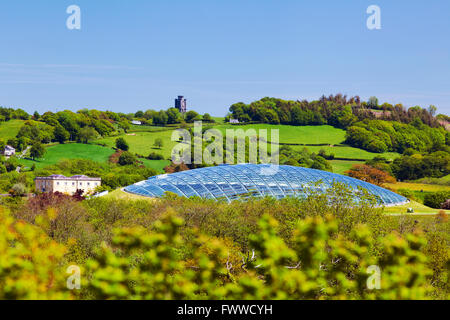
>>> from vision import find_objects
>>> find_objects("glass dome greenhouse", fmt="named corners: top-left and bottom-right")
top-left (124, 164), bottom-right (408, 206)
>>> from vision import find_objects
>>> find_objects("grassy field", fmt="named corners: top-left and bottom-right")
top-left (383, 200), bottom-right (449, 215)
top-left (128, 124), bottom-right (172, 132)
top-left (106, 188), bottom-right (156, 201)
top-left (0, 120), bottom-right (26, 141)
top-left (292, 145), bottom-right (399, 161)
top-left (96, 131), bottom-right (179, 159)
top-left (329, 160), bottom-right (363, 175)
top-left (104, 124), bottom-right (399, 163)
top-left (140, 159), bottom-right (170, 172)
top-left (18, 143), bottom-right (169, 173)
top-left (213, 124), bottom-right (347, 145)
top-left (18, 143), bottom-right (115, 169)
top-left (385, 182), bottom-right (450, 192)
top-left (413, 175), bottom-right (450, 186)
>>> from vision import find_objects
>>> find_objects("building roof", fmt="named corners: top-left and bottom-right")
top-left (35, 174), bottom-right (101, 181)
top-left (124, 163), bottom-right (407, 205)
top-left (4, 145), bottom-right (15, 151)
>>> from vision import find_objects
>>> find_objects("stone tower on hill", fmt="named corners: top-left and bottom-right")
top-left (175, 96), bottom-right (187, 113)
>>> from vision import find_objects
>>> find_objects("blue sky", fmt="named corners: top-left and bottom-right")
top-left (0, 0), bottom-right (449, 116)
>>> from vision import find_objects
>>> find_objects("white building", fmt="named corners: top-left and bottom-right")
top-left (2, 145), bottom-right (16, 157)
top-left (35, 175), bottom-right (101, 196)
top-left (131, 120), bottom-right (142, 125)
top-left (229, 119), bottom-right (240, 124)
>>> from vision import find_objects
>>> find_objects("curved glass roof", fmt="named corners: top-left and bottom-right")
top-left (124, 164), bottom-right (407, 206)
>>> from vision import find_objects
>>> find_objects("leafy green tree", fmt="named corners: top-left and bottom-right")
top-left (116, 137), bottom-right (129, 151)
top-left (153, 138), bottom-right (164, 149)
top-left (185, 111), bottom-right (201, 123)
top-left (118, 121), bottom-right (131, 133)
top-left (424, 191), bottom-right (450, 209)
top-left (367, 96), bottom-right (379, 109)
top-left (166, 108), bottom-right (182, 124)
top-left (54, 125), bottom-right (70, 144)
top-left (153, 111), bottom-right (168, 126)
top-left (78, 127), bottom-right (98, 144)
top-left (202, 113), bottom-right (214, 123)
top-left (60, 117), bottom-right (80, 141)
top-left (10, 183), bottom-right (27, 197)
top-left (0, 208), bottom-right (70, 299)
top-left (30, 142), bottom-right (45, 160)
top-left (148, 152), bottom-right (164, 160)
top-left (118, 152), bottom-right (137, 166)
top-left (135, 111), bottom-right (144, 118)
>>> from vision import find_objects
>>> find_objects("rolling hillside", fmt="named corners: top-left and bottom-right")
top-left (93, 123), bottom-right (400, 174)
top-left (0, 119), bottom-right (26, 141)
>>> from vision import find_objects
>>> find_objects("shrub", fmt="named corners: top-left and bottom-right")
top-left (346, 164), bottom-right (396, 186)
top-left (424, 191), bottom-right (450, 209)
top-left (10, 183), bottom-right (27, 197)
top-left (86, 211), bottom-right (435, 300)
top-left (118, 152), bottom-right (137, 166)
top-left (153, 138), bottom-right (164, 149)
top-left (0, 208), bottom-right (70, 299)
top-left (148, 152), bottom-right (164, 160)
top-left (115, 137), bottom-right (129, 151)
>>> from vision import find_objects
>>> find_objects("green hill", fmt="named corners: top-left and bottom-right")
top-left (19, 143), bottom-right (115, 169)
top-left (94, 124), bottom-right (400, 174)
top-left (0, 120), bottom-right (26, 141)
top-left (18, 143), bottom-right (169, 173)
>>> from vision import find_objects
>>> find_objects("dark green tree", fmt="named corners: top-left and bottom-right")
top-left (153, 138), bottom-right (164, 149)
top-left (118, 151), bottom-right (137, 166)
top-left (54, 125), bottom-right (70, 144)
top-left (30, 142), bottom-right (46, 160)
top-left (116, 137), bottom-right (130, 151)
top-left (78, 127), bottom-right (98, 144)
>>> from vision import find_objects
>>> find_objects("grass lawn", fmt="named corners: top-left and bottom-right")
top-left (385, 182), bottom-right (450, 192)
top-left (212, 124), bottom-right (347, 145)
top-left (128, 124), bottom-right (171, 132)
top-left (18, 143), bottom-right (115, 169)
top-left (211, 124), bottom-right (399, 161)
top-left (96, 131), bottom-right (179, 159)
top-left (140, 159), bottom-right (170, 173)
top-left (383, 200), bottom-right (449, 215)
top-left (414, 175), bottom-right (450, 186)
top-left (17, 143), bottom-right (170, 173)
top-left (330, 160), bottom-right (363, 175)
top-left (0, 120), bottom-right (26, 141)
top-left (106, 188), bottom-right (155, 201)
top-left (292, 145), bottom-right (399, 161)
top-left (211, 117), bottom-right (226, 124)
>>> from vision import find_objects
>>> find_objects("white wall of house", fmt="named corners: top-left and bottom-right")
top-left (35, 177), bottom-right (101, 195)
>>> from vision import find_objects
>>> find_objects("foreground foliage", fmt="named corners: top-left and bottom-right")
top-left (0, 186), bottom-right (448, 300)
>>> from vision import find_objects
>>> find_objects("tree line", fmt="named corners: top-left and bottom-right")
top-left (226, 95), bottom-right (448, 155)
